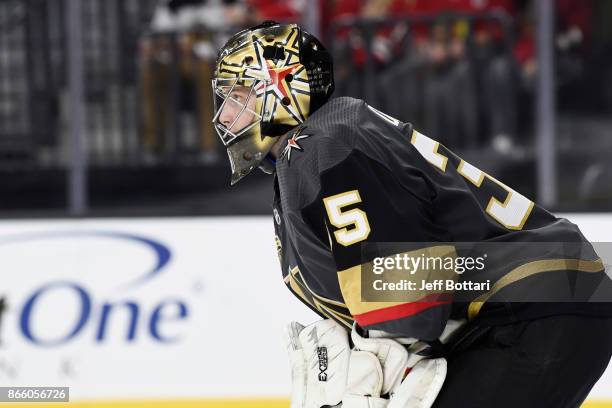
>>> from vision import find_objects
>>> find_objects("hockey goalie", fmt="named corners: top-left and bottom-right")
top-left (211, 21), bottom-right (612, 407)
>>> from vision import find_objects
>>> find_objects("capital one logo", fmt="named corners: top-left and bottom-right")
top-left (0, 231), bottom-right (190, 347)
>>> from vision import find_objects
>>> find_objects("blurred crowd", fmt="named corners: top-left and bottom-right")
top-left (325, 0), bottom-right (597, 156)
top-left (139, 0), bottom-right (307, 161)
top-left (0, 0), bottom-right (610, 212)
top-left (139, 0), bottom-right (609, 161)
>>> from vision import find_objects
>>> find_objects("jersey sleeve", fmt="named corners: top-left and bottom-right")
top-left (287, 98), bottom-right (611, 338)
top-left (302, 140), bottom-right (454, 341)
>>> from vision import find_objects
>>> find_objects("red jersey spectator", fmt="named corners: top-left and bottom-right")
top-left (246, 0), bottom-right (304, 22)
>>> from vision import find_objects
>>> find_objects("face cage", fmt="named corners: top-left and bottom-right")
top-left (211, 78), bottom-right (265, 147)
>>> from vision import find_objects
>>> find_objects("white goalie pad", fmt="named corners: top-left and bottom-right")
top-left (350, 325), bottom-right (410, 395)
top-left (347, 324), bottom-right (448, 408)
top-left (342, 350), bottom-right (388, 408)
top-left (388, 358), bottom-right (447, 408)
top-left (285, 320), bottom-right (351, 408)
top-left (286, 321), bottom-right (449, 408)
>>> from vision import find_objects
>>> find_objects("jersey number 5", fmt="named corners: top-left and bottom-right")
top-left (322, 130), bottom-right (534, 248)
top-left (323, 190), bottom-right (371, 247)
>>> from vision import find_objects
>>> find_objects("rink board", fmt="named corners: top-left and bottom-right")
top-left (0, 214), bottom-right (610, 406)
top-left (0, 401), bottom-right (609, 407)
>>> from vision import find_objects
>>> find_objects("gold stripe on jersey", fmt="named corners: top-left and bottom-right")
top-left (468, 257), bottom-right (605, 319)
top-left (286, 265), bottom-right (353, 328)
top-left (337, 245), bottom-right (458, 315)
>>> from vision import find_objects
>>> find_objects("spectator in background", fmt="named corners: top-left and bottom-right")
top-left (455, 0), bottom-right (519, 155)
top-left (140, 0), bottom-right (249, 162)
top-left (140, 0), bottom-right (306, 161)
top-left (377, 0), bottom-right (518, 152)
top-left (328, 0), bottom-right (525, 153)
top-left (420, 0), bottom-right (517, 152)
top-left (326, 0), bottom-right (410, 102)
top-left (322, 0), bottom-right (372, 100)
top-left (246, 0), bottom-right (305, 22)
top-left (150, 0), bottom-right (249, 32)
top-left (554, 0), bottom-right (593, 104)
top-left (377, 0), bottom-right (481, 150)
top-left (493, 0), bottom-right (593, 152)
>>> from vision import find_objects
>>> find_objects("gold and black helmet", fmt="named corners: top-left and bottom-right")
top-left (212, 21), bottom-right (334, 184)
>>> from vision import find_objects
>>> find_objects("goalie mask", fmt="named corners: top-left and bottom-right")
top-left (212, 21), bottom-right (334, 185)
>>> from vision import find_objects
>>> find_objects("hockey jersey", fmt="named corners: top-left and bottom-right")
top-left (272, 97), bottom-right (612, 340)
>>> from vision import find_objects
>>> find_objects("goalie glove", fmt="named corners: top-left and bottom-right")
top-left (346, 325), bottom-right (447, 408)
top-left (285, 320), bottom-right (350, 408)
top-left (341, 325), bottom-right (409, 408)
top-left (285, 319), bottom-right (388, 408)
top-left (286, 320), bottom-right (449, 408)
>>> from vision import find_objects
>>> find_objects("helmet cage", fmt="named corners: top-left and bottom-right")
top-left (212, 77), bottom-right (264, 146)
top-left (211, 21), bottom-right (335, 185)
